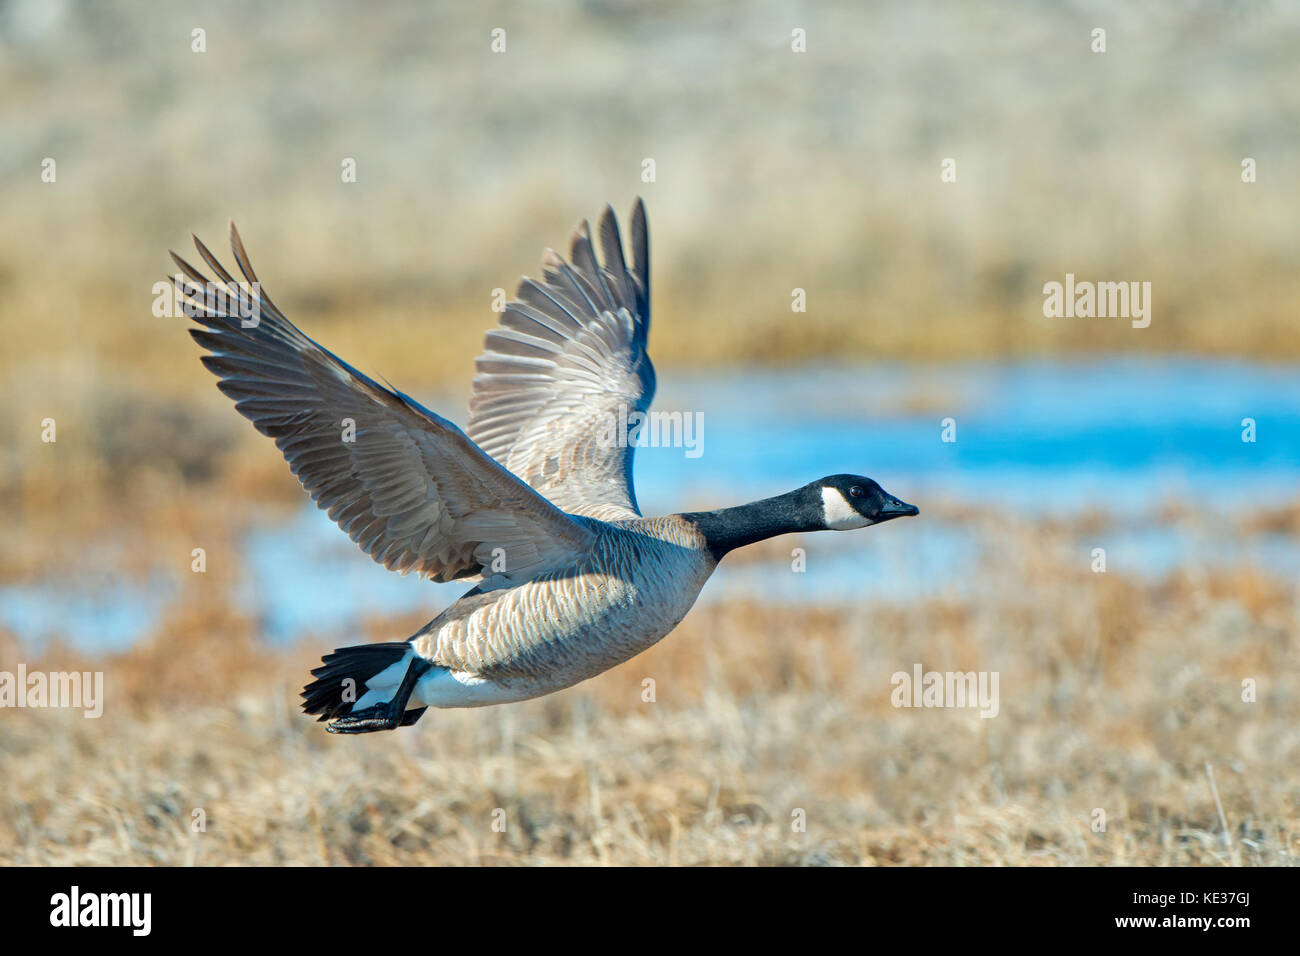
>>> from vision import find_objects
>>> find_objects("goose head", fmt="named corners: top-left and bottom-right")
top-left (815, 474), bottom-right (918, 530)
top-left (683, 474), bottom-right (917, 560)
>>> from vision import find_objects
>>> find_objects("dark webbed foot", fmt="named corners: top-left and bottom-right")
top-left (325, 702), bottom-right (429, 734)
top-left (399, 707), bottom-right (428, 727)
top-left (325, 703), bottom-right (402, 734)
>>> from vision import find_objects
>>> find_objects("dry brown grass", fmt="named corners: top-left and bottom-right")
top-left (1, 466), bottom-right (1296, 865)
top-left (1, 293), bottom-right (1296, 866)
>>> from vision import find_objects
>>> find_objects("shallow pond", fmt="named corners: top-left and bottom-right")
top-left (4, 357), bottom-right (1297, 651)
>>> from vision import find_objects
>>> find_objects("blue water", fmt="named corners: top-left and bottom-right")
top-left (633, 357), bottom-right (1300, 515)
top-left (4, 358), bottom-right (1297, 650)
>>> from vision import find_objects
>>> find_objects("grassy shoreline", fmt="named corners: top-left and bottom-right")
top-left (2, 479), bottom-right (1296, 865)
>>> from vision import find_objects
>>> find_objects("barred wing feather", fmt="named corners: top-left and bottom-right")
top-left (466, 200), bottom-right (655, 522)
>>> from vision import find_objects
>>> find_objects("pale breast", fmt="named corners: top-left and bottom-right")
top-left (412, 518), bottom-right (715, 694)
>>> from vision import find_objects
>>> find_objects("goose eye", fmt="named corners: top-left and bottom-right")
top-left (849, 485), bottom-right (864, 498)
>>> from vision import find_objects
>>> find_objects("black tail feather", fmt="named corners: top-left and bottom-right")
top-left (300, 641), bottom-right (413, 723)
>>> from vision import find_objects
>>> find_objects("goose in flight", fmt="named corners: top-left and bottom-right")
top-left (169, 201), bottom-right (917, 733)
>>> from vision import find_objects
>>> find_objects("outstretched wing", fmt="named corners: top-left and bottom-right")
top-left (170, 224), bottom-right (595, 585)
top-left (466, 200), bottom-right (655, 522)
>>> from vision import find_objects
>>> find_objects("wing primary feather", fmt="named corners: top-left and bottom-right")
top-left (630, 198), bottom-right (650, 333)
top-left (569, 219), bottom-right (616, 313)
top-left (597, 204), bottom-right (635, 314)
top-left (226, 221), bottom-right (288, 322)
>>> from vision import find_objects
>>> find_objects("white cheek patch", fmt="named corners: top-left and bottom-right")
top-left (821, 486), bottom-right (871, 530)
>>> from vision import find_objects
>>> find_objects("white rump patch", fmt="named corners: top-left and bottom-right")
top-left (821, 486), bottom-right (870, 530)
top-left (353, 649), bottom-right (414, 710)
top-left (411, 667), bottom-right (531, 709)
top-left (353, 650), bottom-right (527, 711)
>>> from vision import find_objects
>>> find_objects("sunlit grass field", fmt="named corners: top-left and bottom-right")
top-left (2, 457), bottom-right (1297, 865)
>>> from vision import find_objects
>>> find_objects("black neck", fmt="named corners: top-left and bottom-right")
top-left (681, 486), bottom-right (822, 561)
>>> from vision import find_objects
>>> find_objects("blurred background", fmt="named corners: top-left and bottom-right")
top-left (1, 0), bottom-right (1297, 864)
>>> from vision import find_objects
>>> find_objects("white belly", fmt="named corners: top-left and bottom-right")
top-left (411, 667), bottom-right (536, 709)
